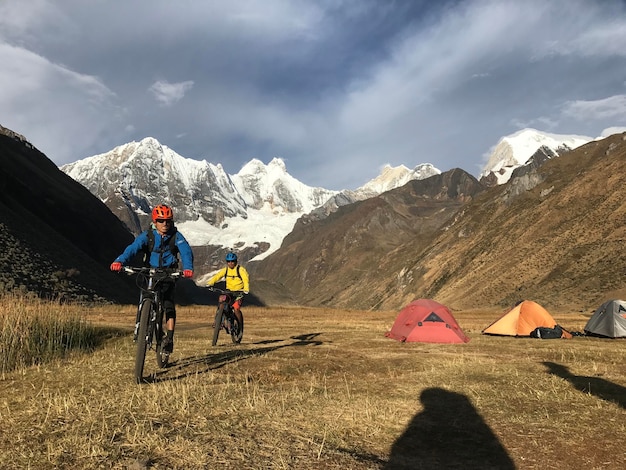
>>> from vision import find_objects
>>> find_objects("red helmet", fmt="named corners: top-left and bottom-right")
top-left (151, 204), bottom-right (173, 221)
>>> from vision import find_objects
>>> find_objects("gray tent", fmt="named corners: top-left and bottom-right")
top-left (584, 300), bottom-right (626, 338)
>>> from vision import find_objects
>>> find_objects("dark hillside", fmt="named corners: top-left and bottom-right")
top-left (0, 128), bottom-right (136, 302)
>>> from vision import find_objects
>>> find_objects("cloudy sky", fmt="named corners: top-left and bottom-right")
top-left (1, 0), bottom-right (625, 190)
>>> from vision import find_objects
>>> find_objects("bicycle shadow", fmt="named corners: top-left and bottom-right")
top-left (384, 388), bottom-right (515, 470)
top-left (145, 333), bottom-right (324, 383)
top-left (543, 361), bottom-right (626, 409)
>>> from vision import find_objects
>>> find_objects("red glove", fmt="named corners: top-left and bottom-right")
top-left (110, 262), bottom-right (122, 272)
top-left (183, 269), bottom-right (193, 278)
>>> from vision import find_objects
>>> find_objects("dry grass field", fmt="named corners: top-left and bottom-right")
top-left (1, 301), bottom-right (625, 469)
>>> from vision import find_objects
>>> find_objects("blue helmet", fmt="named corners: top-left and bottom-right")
top-left (225, 252), bottom-right (237, 262)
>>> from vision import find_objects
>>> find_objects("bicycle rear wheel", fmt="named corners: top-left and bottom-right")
top-left (134, 299), bottom-right (152, 383)
top-left (230, 312), bottom-right (244, 344)
top-left (212, 304), bottom-right (225, 346)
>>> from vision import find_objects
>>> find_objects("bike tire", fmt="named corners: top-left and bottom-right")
top-left (212, 304), bottom-right (225, 346)
top-left (134, 299), bottom-right (152, 383)
top-left (230, 311), bottom-right (244, 344)
top-left (155, 309), bottom-right (169, 369)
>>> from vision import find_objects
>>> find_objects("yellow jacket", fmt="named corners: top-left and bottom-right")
top-left (207, 264), bottom-right (250, 292)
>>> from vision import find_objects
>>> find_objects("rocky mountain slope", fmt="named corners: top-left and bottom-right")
top-left (250, 132), bottom-right (626, 312)
top-left (418, 132), bottom-right (626, 311)
top-left (248, 168), bottom-right (485, 308)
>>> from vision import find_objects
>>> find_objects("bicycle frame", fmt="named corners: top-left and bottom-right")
top-left (125, 267), bottom-right (181, 383)
top-left (135, 276), bottom-right (163, 351)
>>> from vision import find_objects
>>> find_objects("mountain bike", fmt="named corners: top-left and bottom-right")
top-left (123, 266), bottom-right (182, 383)
top-left (207, 287), bottom-right (244, 346)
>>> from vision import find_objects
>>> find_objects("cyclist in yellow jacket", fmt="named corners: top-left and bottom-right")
top-left (206, 252), bottom-right (249, 327)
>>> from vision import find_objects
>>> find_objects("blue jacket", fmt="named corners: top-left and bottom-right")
top-left (114, 228), bottom-right (194, 270)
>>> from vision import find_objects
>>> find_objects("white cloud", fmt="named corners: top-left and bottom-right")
top-left (1, 0), bottom-right (626, 188)
top-left (0, 42), bottom-right (120, 162)
top-left (0, 0), bottom-right (68, 43)
top-left (562, 95), bottom-right (626, 121)
top-left (149, 80), bottom-right (194, 107)
top-left (510, 116), bottom-right (559, 132)
top-left (601, 126), bottom-right (626, 137)
top-left (541, 17), bottom-right (626, 58)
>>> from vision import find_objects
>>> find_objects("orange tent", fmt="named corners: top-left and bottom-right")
top-left (482, 300), bottom-right (567, 337)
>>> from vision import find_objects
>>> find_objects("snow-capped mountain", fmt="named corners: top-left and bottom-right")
top-left (480, 128), bottom-right (592, 185)
top-left (233, 158), bottom-right (334, 213)
top-left (303, 163), bottom-right (442, 221)
top-left (356, 163), bottom-right (440, 197)
top-left (61, 138), bottom-right (438, 262)
top-left (61, 137), bottom-right (249, 228)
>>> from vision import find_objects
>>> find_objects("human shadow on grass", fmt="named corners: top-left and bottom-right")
top-left (144, 333), bottom-right (324, 383)
top-left (543, 361), bottom-right (626, 409)
top-left (384, 388), bottom-right (515, 470)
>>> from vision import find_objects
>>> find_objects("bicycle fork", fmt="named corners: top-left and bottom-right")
top-left (133, 297), bottom-right (142, 342)
top-left (135, 287), bottom-right (160, 351)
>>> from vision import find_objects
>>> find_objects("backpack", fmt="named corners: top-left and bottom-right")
top-left (530, 325), bottom-right (564, 339)
top-left (142, 228), bottom-right (179, 266)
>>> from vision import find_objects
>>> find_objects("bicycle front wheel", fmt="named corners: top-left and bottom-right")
top-left (212, 304), bottom-right (225, 346)
top-left (134, 299), bottom-right (152, 383)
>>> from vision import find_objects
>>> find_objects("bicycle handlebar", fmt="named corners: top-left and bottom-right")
top-left (122, 267), bottom-right (183, 293)
top-left (207, 286), bottom-right (245, 295)
top-left (122, 266), bottom-right (183, 278)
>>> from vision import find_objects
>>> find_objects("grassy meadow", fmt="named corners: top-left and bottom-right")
top-left (0, 295), bottom-right (625, 469)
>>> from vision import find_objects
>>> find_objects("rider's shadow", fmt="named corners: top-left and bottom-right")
top-left (149, 333), bottom-right (324, 382)
top-left (252, 333), bottom-right (324, 346)
top-left (543, 361), bottom-right (626, 409)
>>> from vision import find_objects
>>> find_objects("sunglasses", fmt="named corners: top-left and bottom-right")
top-left (155, 219), bottom-right (172, 223)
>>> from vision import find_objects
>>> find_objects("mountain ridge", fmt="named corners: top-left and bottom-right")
top-left (249, 132), bottom-right (626, 311)
top-left (420, 132), bottom-right (626, 311)
top-left (248, 167), bottom-right (485, 308)
top-left (61, 137), bottom-right (441, 269)
top-left (60, 128), bottom-right (597, 267)
top-left (4, 123), bottom-right (626, 313)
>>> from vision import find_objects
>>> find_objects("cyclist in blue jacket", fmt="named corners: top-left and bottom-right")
top-left (110, 204), bottom-right (194, 353)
